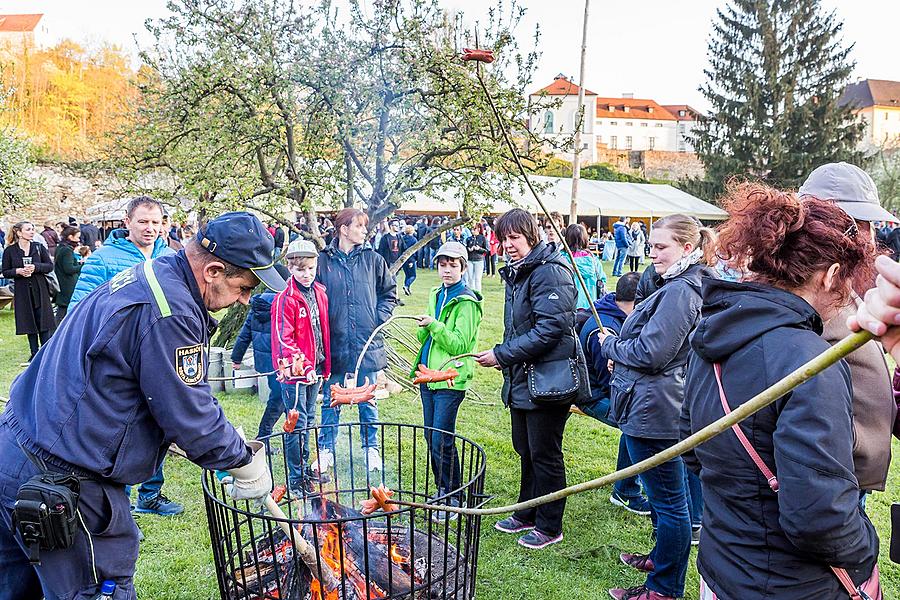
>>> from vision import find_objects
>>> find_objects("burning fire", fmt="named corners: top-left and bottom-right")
top-left (308, 521), bottom-right (393, 600)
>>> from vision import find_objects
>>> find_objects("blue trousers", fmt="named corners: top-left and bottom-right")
top-left (124, 457), bottom-right (166, 503)
top-left (420, 385), bottom-right (464, 494)
top-left (318, 370), bottom-right (378, 451)
top-left (257, 373), bottom-right (285, 439)
top-left (612, 247), bottom-right (628, 276)
top-left (282, 379), bottom-right (321, 486)
top-left (403, 262), bottom-right (416, 290)
top-left (579, 397), bottom-right (643, 500)
top-left (0, 425), bottom-right (138, 600)
top-left (683, 463), bottom-right (703, 527)
top-left (623, 435), bottom-right (690, 598)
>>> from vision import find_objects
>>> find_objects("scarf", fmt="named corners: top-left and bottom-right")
top-left (661, 248), bottom-right (703, 280)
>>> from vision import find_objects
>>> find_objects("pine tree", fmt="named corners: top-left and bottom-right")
top-left (693, 0), bottom-right (863, 191)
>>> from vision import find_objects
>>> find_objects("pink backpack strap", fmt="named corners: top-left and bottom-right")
top-left (713, 363), bottom-right (779, 492)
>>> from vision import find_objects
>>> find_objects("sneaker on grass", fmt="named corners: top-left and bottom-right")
top-left (313, 449), bottom-right (334, 474)
top-left (493, 515), bottom-right (534, 534)
top-left (517, 529), bottom-right (562, 550)
top-left (366, 447), bottom-right (383, 472)
top-left (608, 585), bottom-right (676, 600)
top-left (610, 491), bottom-right (651, 516)
top-left (620, 552), bottom-right (655, 573)
top-left (135, 493), bottom-right (184, 516)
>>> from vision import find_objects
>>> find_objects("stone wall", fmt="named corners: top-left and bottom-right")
top-left (593, 146), bottom-right (705, 181)
top-left (5, 164), bottom-right (124, 227)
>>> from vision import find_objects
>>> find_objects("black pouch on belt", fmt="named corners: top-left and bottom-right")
top-left (12, 445), bottom-right (81, 565)
top-left (891, 503), bottom-right (900, 564)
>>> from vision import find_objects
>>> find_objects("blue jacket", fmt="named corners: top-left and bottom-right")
top-left (230, 293), bottom-right (276, 373)
top-left (70, 229), bottom-right (174, 308)
top-left (1, 252), bottom-right (251, 486)
top-left (317, 240), bottom-right (398, 374)
top-left (681, 278), bottom-right (878, 598)
top-left (613, 221), bottom-right (631, 248)
top-left (579, 293), bottom-right (628, 402)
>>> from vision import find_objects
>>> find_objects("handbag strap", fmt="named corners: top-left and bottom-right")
top-left (713, 363), bottom-right (779, 492)
top-left (712, 363), bottom-right (864, 600)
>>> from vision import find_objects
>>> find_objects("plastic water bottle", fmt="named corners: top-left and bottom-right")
top-left (93, 580), bottom-right (116, 600)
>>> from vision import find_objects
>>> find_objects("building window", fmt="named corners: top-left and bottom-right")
top-left (610, 136), bottom-right (617, 149)
top-left (886, 112), bottom-right (890, 121)
top-left (649, 137), bottom-right (655, 150)
top-left (543, 111), bottom-right (555, 133)
top-left (656, 123), bottom-right (663, 127)
top-left (640, 122), bottom-right (648, 127)
top-left (625, 136), bottom-right (633, 149)
top-left (610, 121), bottom-right (618, 125)
top-left (679, 110), bottom-right (686, 117)
top-left (625, 121), bottom-right (633, 126)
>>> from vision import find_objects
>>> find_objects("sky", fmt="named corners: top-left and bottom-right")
top-left (9, 0), bottom-right (900, 112)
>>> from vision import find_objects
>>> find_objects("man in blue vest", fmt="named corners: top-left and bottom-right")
top-left (70, 197), bottom-right (183, 517)
top-left (0, 212), bottom-right (285, 599)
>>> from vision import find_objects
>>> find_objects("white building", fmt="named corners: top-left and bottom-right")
top-left (529, 75), bottom-right (701, 163)
top-left (840, 79), bottom-right (900, 150)
top-left (0, 14), bottom-right (47, 52)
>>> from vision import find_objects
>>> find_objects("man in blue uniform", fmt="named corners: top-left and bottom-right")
top-left (0, 212), bottom-right (285, 600)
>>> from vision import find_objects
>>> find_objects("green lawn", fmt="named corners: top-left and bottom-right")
top-left (0, 265), bottom-right (898, 599)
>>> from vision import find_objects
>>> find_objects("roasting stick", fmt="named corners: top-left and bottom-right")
top-left (263, 495), bottom-right (339, 591)
top-left (361, 329), bottom-right (875, 517)
top-left (349, 315), bottom-right (421, 386)
top-left (463, 47), bottom-right (606, 334)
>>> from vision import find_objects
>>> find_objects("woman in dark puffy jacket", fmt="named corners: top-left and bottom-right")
top-left (598, 214), bottom-right (718, 600)
top-left (682, 184), bottom-right (880, 599)
top-left (475, 208), bottom-right (587, 550)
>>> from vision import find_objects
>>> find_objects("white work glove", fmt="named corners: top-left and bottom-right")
top-left (224, 440), bottom-right (272, 501)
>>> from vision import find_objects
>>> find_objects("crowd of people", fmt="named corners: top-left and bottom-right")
top-left (1, 160), bottom-right (900, 599)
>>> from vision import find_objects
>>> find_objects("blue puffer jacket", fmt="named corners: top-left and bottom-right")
top-left (70, 230), bottom-right (174, 308)
top-left (317, 240), bottom-right (398, 374)
top-left (230, 293), bottom-right (276, 373)
top-left (613, 221), bottom-right (631, 248)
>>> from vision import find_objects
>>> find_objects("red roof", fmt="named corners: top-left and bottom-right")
top-left (596, 98), bottom-right (676, 121)
top-left (532, 76), bottom-right (597, 97)
top-left (661, 104), bottom-right (701, 121)
top-left (0, 14), bottom-right (43, 32)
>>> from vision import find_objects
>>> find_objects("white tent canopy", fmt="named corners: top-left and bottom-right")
top-left (396, 176), bottom-right (727, 221)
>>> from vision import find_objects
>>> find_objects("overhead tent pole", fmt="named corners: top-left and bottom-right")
top-left (467, 46), bottom-right (605, 332)
top-left (569, 0), bottom-right (591, 223)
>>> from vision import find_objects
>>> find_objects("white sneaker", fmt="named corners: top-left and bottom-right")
top-left (313, 449), bottom-right (334, 474)
top-left (366, 447), bottom-right (382, 472)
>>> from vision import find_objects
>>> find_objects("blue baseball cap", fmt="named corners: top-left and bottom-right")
top-left (196, 212), bottom-right (286, 292)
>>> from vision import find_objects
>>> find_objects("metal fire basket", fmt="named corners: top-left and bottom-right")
top-left (203, 422), bottom-right (488, 600)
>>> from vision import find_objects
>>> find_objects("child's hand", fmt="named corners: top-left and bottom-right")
top-left (416, 315), bottom-right (434, 327)
top-left (232, 362), bottom-right (242, 371)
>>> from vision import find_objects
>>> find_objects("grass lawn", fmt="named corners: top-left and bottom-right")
top-left (0, 264), bottom-right (898, 599)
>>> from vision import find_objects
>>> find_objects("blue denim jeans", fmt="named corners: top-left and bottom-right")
top-left (420, 385), bottom-right (465, 494)
top-left (612, 247), bottom-right (628, 276)
top-left (683, 463), bottom-right (703, 527)
top-left (257, 372), bottom-right (285, 439)
top-left (579, 397), bottom-right (642, 500)
top-left (124, 458), bottom-right (165, 503)
top-left (403, 262), bottom-right (416, 289)
top-left (624, 435), bottom-right (690, 598)
top-left (318, 370), bottom-right (379, 451)
top-left (282, 379), bottom-right (321, 486)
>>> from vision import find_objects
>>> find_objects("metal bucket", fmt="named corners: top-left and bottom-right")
top-left (208, 346), bottom-right (226, 392)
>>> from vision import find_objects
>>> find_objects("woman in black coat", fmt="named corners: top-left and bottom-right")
top-left (1, 221), bottom-right (55, 361)
top-left (52, 225), bottom-right (83, 324)
top-left (475, 208), bottom-right (586, 550)
top-left (682, 185), bottom-right (880, 599)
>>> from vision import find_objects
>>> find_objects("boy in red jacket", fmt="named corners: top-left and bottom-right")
top-left (272, 239), bottom-right (331, 493)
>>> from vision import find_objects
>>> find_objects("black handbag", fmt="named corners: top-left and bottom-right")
top-left (526, 331), bottom-right (590, 405)
top-left (891, 503), bottom-right (900, 564)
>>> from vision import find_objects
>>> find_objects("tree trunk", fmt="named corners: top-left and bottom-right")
top-left (388, 216), bottom-right (468, 275)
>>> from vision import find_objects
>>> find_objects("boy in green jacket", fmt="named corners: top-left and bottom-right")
top-left (413, 241), bottom-right (483, 513)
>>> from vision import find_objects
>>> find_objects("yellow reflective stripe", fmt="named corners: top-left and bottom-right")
top-left (143, 260), bottom-right (171, 317)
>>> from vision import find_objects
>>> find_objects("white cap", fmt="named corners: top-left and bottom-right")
top-left (285, 239), bottom-right (318, 258)
top-left (798, 162), bottom-right (894, 223)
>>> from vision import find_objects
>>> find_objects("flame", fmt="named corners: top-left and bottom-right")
top-left (388, 544), bottom-right (407, 565)
top-left (308, 522), bottom-right (388, 600)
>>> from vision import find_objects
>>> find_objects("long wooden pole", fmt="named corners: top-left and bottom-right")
top-left (380, 329), bottom-right (875, 516)
top-left (569, 0), bottom-right (591, 223)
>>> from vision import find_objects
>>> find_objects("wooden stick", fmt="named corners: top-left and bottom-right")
top-left (372, 329), bottom-right (875, 516)
top-left (263, 496), bottom-right (339, 591)
top-left (351, 315), bottom-right (421, 383)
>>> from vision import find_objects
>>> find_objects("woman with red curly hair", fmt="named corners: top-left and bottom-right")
top-left (681, 183), bottom-right (881, 599)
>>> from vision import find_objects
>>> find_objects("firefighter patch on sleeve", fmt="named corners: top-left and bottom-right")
top-left (175, 344), bottom-right (204, 385)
